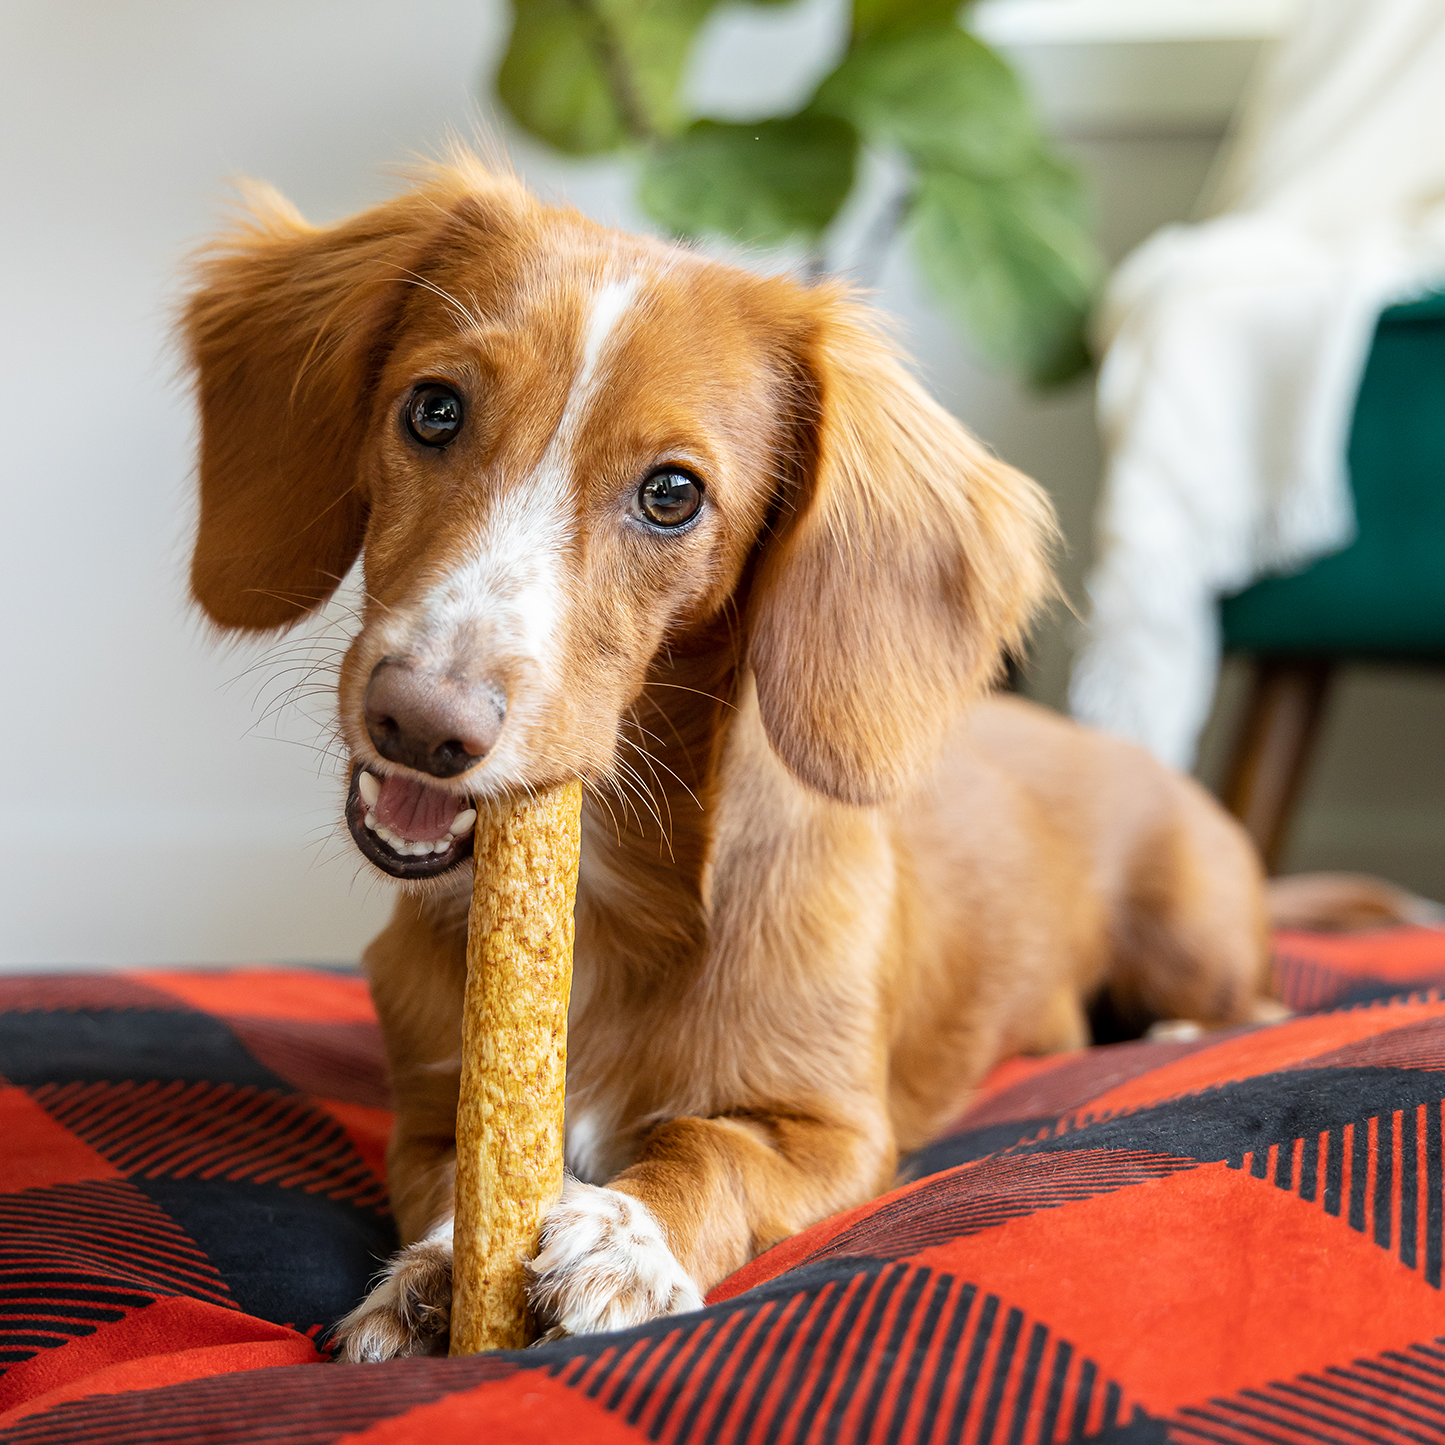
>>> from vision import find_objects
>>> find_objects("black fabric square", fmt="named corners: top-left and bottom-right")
top-left (0, 1009), bottom-right (290, 1090)
top-left (132, 1177), bottom-right (396, 1333)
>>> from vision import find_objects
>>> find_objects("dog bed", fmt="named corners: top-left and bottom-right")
top-left (2, 930), bottom-right (1445, 1443)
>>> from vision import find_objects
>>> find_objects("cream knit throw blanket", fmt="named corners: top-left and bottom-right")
top-left (1069, 0), bottom-right (1445, 770)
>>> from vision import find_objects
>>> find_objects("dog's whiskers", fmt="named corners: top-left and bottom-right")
top-left (615, 741), bottom-right (681, 852)
top-left (642, 681), bottom-right (738, 710)
top-left (393, 268), bottom-right (484, 333)
top-left (617, 725), bottom-right (702, 814)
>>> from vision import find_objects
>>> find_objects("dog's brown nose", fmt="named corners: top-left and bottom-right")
top-left (363, 658), bottom-right (506, 779)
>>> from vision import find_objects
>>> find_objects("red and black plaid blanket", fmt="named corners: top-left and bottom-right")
top-left (3, 929), bottom-right (1445, 1443)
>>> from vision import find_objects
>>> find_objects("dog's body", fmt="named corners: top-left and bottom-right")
top-left (182, 156), bottom-right (1280, 1358)
top-left (351, 690), bottom-right (1272, 1352)
top-left (548, 680), bottom-right (1269, 1180)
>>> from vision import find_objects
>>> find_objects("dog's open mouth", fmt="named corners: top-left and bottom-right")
top-left (346, 764), bottom-right (477, 880)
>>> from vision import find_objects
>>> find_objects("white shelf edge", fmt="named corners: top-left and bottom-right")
top-left (970, 0), bottom-right (1301, 46)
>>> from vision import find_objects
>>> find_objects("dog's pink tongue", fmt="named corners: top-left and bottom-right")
top-left (374, 774), bottom-right (461, 841)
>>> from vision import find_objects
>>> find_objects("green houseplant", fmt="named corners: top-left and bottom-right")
top-left (492, 0), bottom-right (1101, 386)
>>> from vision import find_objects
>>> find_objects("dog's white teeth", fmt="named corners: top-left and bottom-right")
top-left (358, 771), bottom-right (380, 806)
top-left (358, 806), bottom-right (459, 862)
top-left (449, 808), bottom-right (477, 838)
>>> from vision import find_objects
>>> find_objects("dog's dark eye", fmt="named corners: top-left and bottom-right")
top-left (405, 384), bottom-right (464, 447)
top-left (638, 469), bottom-right (703, 528)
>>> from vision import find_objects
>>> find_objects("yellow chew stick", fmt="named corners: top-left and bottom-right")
top-left (449, 781), bottom-right (582, 1354)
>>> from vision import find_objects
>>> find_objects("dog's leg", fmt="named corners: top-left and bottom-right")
top-left (342, 1109), bottom-right (889, 1354)
top-left (1025, 985), bottom-right (1090, 1055)
top-left (528, 1112), bottom-right (891, 1338)
top-left (517, 714), bottom-right (903, 1339)
top-left (1105, 778), bottom-right (1279, 1031)
top-left (334, 897), bottom-right (467, 1362)
top-left (335, 1112), bottom-right (461, 1362)
top-left (333, 1216), bottom-right (456, 1360)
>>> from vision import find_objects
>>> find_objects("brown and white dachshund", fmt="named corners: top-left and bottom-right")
top-left (183, 154), bottom-right (1364, 1358)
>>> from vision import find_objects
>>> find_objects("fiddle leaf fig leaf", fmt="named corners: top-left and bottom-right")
top-left (851, 0), bottom-right (964, 43)
top-left (639, 113), bottom-right (858, 245)
top-left (815, 23), bottom-right (1036, 177)
top-left (613, 0), bottom-right (721, 133)
top-left (494, 0), bottom-right (1103, 387)
top-left (499, 0), bottom-right (624, 155)
top-left (909, 155), bottom-right (1102, 386)
top-left (498, 0), bottom-right (716, 156)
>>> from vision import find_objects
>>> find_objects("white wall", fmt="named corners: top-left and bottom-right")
top-left (2, 0), bottom-right (515, 966)
top-left (0, 0), bottom-right (889, 967)
top-left (4, 1), bottom-right (1437, 968)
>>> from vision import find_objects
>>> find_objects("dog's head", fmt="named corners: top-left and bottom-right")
top-left (183, 155), bottom-right (1055, 881)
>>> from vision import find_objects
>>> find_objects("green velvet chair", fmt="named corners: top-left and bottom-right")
top-left (1219, 292), bottom-right (1445, 867)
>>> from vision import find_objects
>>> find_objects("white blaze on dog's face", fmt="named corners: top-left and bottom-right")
top-left (417, 279), bottom-right (640, 716)
top-left (332, 225), bottom-right (790, 879)
top-left (184, 164), bottom-right (1052, 883)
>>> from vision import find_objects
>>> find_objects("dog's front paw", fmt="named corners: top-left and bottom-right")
top-left (527, 1180), bottom-right (703, 1338)
top-left (333, 1222), bottom-right (454, 1362)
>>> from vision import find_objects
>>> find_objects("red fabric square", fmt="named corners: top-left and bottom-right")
top-left (0, 1087), bottom-right (120, 1192)
top-left (908, 1160), bottom-right (1445, 1414)
top-left (336, 1369), bottom-right (645, 1443)
top-left (0, 1297), bottom-right (322, 1424)
top-left (131, 969), bottom-right (377, 1024)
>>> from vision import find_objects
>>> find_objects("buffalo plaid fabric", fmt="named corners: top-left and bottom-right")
top-left (2, 930), bottom-right (1445, 1443)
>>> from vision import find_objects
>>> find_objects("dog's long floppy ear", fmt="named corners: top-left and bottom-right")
top-left (182, 170), bottom-right (515, 632)
top-left (748, 294), bottom-right (1057, 805)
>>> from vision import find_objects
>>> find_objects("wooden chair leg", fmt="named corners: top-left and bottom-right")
top-left (1222, 657), bottom-right (1334, 872)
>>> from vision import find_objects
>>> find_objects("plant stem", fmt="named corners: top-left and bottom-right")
top-left (568, 0), bottom-right (659, 143)
top-left (856, 178), bottom-right (914, 288)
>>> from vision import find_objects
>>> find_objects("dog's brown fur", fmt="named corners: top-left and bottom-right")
top-left (184, 156), bottom-right (1286, 1356)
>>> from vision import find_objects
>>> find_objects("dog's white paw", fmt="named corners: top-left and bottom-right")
top-left (333, 1221), bottom-right (454, 1362)
top-left (527, 1180), bottom-right (704, 1338)
top-left (1145, 1018), bottom-right (1206, 1043)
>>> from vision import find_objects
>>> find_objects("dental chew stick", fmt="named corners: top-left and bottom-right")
top-left (449, 781), bottom-right (582, 1354)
